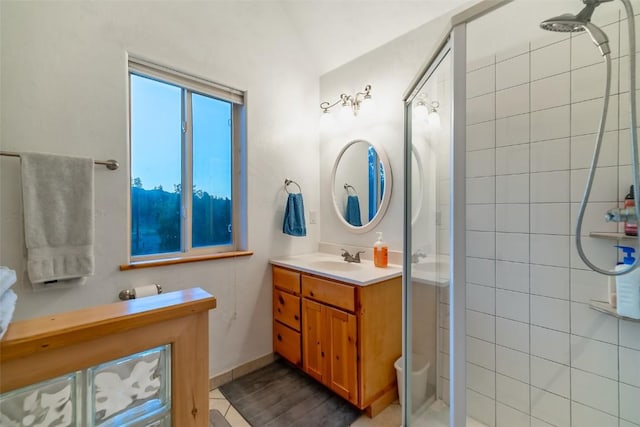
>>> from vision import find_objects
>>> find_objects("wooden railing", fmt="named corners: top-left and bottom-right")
top-left (0, 287), bottom-right (217, 426)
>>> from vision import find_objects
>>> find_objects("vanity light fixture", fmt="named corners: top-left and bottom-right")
top-left (320, 84), bottom-right (372, 116)
top-left (413, 96), bottom-right (440, 129)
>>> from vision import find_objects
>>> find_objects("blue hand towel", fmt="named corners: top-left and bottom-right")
top-left (283, 193), bottom-right (307, 237)
top-left (345, 195), bottom-right (362, 226)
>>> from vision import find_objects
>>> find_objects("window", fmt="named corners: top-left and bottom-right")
top-left (128, 58), bottom-right (245, 262)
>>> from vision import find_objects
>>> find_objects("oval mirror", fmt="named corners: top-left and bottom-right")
top-left (331, 139), bottom-right (393, 233)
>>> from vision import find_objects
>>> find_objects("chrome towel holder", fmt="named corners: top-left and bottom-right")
top-left (284, 179), bottom-right (302, 194)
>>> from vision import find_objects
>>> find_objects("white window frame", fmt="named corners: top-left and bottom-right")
top-left (127, 56), bottom-right (246, 263)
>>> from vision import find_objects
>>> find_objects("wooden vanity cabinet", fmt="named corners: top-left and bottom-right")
top-left (272, 265), bottom-right (401, 417)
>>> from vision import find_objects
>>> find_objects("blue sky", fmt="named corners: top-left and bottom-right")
top-left (130, 74), bottom-right (232, 198)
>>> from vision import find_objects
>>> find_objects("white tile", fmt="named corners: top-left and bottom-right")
top-left (496, 144), bottom-right (529, 175)
top-left (468, 121), bottom-right (496, 151)
top-left (531, 39), bottom-right (570, 81)
top-left (531, 171), bottom-right (570, 203)
top-left (571, 167), bottom-right (618, 202)
top-left (496, 114), bottom-right (530, 147)
top-left (467, 149), bottom-right (496, 178)
top-left (467, 309), bottom-right (496, 343)
top-left (620, 14), bottom-right (640, 55)
top-left (468, 176), bottom-right (496, 205)
top-left (619, 164), bottom-right (635, 200)
top-left (621, 383), bottom-right (640, 424)
top-left (530, 387), bottom-right (571, 427)
top-left (441, 327), bottom-right (450, 355)
top-left (531, 295), bottom-right (570, 333)
top-left (531, 105), bottom-right (570, 142)
top-left (570, 269), bottom-right (610, 304)
top-left (496, 232), bottom-right (529, 263)
top-left (496, 43), bottom-right (529, 63)
top-left (619, 54), bottom-right (640, 93)
top-left (225, 404), bottom-right (251, 427)
top-left (467, 362), bottom-right (496, 398)
top-left (621, 347), bottom-right (640, 387)
top-left (467, 388), bottom-right (496, 427)
top-left (467, 204), bottom-right (495, 231)
top-left (571, 368), bottom-right (619, 416)
top-left (571, 95), bottom-right (619, 136)
top-left (531, 29), bottom-right (570, 51)
top-left (619, 420), bottom-right (640, 427)
top-left (209, 389), bottom-right (225, 399)
top-left (570, 236), bottom-right (617, 271)
top-left (618, 90), bottom-right (640, 130)
top-left (467, 336), bottom-right (496, 370)
top-left (530, 138), bottom-right (570, 173)
top-left (496, 53), bottom-right (529, 91)
top-left (496, 346), bottom-right (529, 384)
top-left (496, 289), bottom-right (529, 323)
top-left (209, 397), bottom-right (230, 414)
top-left (572, 59), bottom-right (619, 104)
top-left (571, 131), bottom-right (618, 169)
top-left (571, 335), bottom-right (619, 380)
top-left (618, 128), bottom-right (640, 166)
top-left (531, 418), bottom-right (555, 427)
top-left (621, 319), bottom-right (640, 350)
top-left (496, 374), bottom-right (530, 414)
top-left (440, 302), bottom-right (450, 330)
top-left (467, 231), bottom-right (495, 259)
top-left (531, 234), bottom-right (570, 267)
top-left (531, 325), bottom-right (570, 364)
top-left (467, 257), bottom-right (496, 287)
top-left (468, 65), bottom-right (495, 99)
top-left (530, 203), bottom-right (570, 235)
top-left (570, 202), bottom-right (619, 235)
top-left (531, 356), bottom-right (570, 398)
top-left (468, 92), bottom-right (496, 125)
top-left (531, 73), bottom-right (570, 111)
top-left (571, 302), bottom-right (619, 345)
top-left (496, 260), bottom-right (529, 293)
top-left (572, 402), bottom-right (619, 427)
top-left (496, 317), bottom-right (529, 353)
top-left (531, 265), bottom-right (570, 300)
top-left (496, 402), bottom-right (530, 427)
top-left (496, 84), bottom-right (530, 119)
top-left (467, 283), bottom-right (495, 315)
top-left (496, 174), bottom-right (529, 204)
top-left (496, 203), bottom-right (529, 233)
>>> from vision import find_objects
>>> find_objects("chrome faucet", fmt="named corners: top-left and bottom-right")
top-left (411, 249), bottom-right (427, 264)
top-left (341, 249), bottom-right (365, 263)
top-left (605, 206), bottom-right (637, 223)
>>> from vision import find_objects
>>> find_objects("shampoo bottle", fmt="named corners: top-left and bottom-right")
top-left (624, 185), bottom-right (637, 236)
top-left (373, 232), bottom-right (388, 268)
top-left (615, 245), bottom-right (640, 319)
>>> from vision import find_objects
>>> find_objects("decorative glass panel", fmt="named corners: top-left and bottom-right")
top-left (0, 372), bottom-right (79, 426)
top-left (138, 412), bottom-right (171, 427)
top-left (88, 345), bottom-right (171, 427)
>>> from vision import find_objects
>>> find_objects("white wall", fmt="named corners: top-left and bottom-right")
top-left (0, 1), bottom-right (321, 377)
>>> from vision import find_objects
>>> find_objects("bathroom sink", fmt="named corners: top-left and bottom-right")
top-left (307, 260), bottom-right (363, 272)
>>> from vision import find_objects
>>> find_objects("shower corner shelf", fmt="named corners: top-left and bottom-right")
top-left (589, 300), bottom-right (640, 322)
top-left (588, 232), bottom-right (636, 240)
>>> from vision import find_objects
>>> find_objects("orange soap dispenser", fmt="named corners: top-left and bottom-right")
top-left (373, 231), bottom-right (388, 268)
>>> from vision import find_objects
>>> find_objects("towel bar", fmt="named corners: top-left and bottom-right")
top-left (0, 151), bottom-right (119, 170)
top-left (284, 179), bottom-right (302, 194)
top-left (344, 183), bottom-right (358, 195)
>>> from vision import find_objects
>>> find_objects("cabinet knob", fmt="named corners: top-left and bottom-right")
top-left (279, 295), bottom-right (285, 304)
top-left (277, 334), bottom-right (282, 341)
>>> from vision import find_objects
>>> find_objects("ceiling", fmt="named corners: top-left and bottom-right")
top-left (280, 0), bottom-right (475, 74)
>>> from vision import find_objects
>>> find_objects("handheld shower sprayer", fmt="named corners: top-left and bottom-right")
top-left (540, 0), bottom-right (640, 276)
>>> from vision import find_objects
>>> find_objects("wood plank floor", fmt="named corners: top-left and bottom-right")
top-left (219, 360), bottom-right (362, 427)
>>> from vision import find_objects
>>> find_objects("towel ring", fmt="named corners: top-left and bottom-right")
top-left (344, 183), bottom-right (357, 195)
top-left (284, 179), bottom-right (302, 194)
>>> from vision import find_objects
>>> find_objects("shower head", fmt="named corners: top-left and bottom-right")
top-left (540, 2), bottom-right (611, 56)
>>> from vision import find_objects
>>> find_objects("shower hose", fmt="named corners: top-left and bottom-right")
top-left (576, 0), bottom-right (640, 275)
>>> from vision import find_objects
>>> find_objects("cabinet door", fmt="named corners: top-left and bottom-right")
top-left (302, 299), bottom-right (325, 383)
top-left (325, 306), bottom-right (358, 405)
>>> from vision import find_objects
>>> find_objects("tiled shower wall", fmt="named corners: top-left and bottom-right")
top-left (438, 9), bottom-right (640, 427)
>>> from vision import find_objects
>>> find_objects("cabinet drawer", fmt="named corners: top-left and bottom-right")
top-left (274, 289), bottom-right (301, 331)
top-left (273, 266), bottom-right (301, 294)
top-left (274, 321), bottom-right (301, 366)
top-left (302, 275), bottom-right (356, 312)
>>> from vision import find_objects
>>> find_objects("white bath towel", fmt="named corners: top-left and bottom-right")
top-left (21, 152), bottom-right (95, 284)
top-left (0, 289), bottom-right (17, 340)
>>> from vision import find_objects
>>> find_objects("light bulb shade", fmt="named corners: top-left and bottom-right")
top-left (428, 110), bottom-right (441, 129)
top-left (413, 102), bottom-right (428, 119)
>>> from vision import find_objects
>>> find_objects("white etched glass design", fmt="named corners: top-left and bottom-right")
top-left (0, 372), bottom-right (79, 426)
top-left (88, 344), bottom-right (171, 426)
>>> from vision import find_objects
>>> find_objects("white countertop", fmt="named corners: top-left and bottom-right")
top-left (270, 252), bottom-right (402, 286)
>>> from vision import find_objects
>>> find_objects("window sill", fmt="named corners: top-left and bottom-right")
top-left (119, 250), bottom-right (254, 271)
